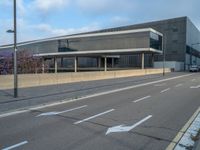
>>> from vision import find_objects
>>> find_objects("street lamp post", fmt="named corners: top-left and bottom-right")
top-left (13, 0), bottom-right (18, 98)
top-left (162, 32), bottom-right (166, 76)
top-left (162, 27), bottom-right (178, 76)
top-left (7, 0), bottom-right (18, 98)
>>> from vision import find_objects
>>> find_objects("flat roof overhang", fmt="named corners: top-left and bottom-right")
top-left (0, 28), bottom-right (163, 50)
top-left (33, 48), bottom-right (162, 58)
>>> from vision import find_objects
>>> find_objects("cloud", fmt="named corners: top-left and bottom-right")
top-left (110, 16), bottom-right (131, 27)
top-left (0, 18), bottom-right (100, 45)
top-left (1, 0), bottom-right (200, 46)
top-left (31, 0), bottom-right (70, 13)
top-left (76, 0), bottom-right (136, 15)
top-left (0, 19), bottom-right (13, 46)
top-left (129, 0), bottom-right (200, 24)
top-left (17, 0), bottom-right (26, 16)
top-left (31, 23), bottom-right (100, 36)
top-left (0, 0), bottom-right (12, 6)
top-left (0, 0), bottom-right (26, 16)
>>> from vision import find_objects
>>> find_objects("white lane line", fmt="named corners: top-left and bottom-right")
top-left (106, 115), bottom-right (152, 135)
top-left (0, 74), bottom-right (193, 118)
top-left (2, 141), bottom-right (28, 150)
top-left (133, 95), bottom-right (151, 103)
top-left (74, 109), bottom-right (114, 125)
top-left (154, 83), bottom-right (166, 87)
top-left (175, 84), bottom-right (183, 87)
top-left (190, 85), bottom-right (200, 89)
top-left (191, 79), bottom-right (196, 82)
top-left (37, 105), bottom-right (87, 117)
top-left (160, 88), bottom-right (170, 93)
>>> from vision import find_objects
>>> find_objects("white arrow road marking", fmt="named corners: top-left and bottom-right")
top-left (106, 115), bottom-right (152, 135)
top-left (37, 105), bottom-right (87, 117)
top-left (160, 88), bottom-right (170, 93)
top-left (175, 84), bottom-right (183, 87)
top-left (2, 141), bottom-right (28, 150)
top-left (190, 85), bottom-right (200, 89)
top-left (133, 95), bottom-right (151, 103)
top-left (74, 109), bottom-right (114, 125)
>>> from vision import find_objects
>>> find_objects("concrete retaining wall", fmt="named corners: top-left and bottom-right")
top-left (0, 68), bottom-right (171, 90)
top-left (154, 61), bottom-right (184, 71)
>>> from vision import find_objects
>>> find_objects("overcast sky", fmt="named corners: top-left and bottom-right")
top-left (0, 0), bottom-right (200, 45)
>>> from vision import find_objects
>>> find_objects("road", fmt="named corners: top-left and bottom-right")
top-left (0, 72), bottom-right (200, 150)
top-left (0, 73), bottom-right (174, 112)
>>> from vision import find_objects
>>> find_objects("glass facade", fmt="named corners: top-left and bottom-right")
top-left (150, 32), bottom-right (162, 51)
top-left (186, 18), bottom-right (200, 67)
top-left (62, 32), bottom-right (150, 51)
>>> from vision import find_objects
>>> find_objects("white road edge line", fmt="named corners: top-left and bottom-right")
top-left (160, 88), bottom-right (170, 93)
top-left (0, 74), bottom-right (193, 118)
top-left (74, 109), bottom-right (114, 125)
top-left (36, 105), bottom-right (88, 117)
top-left (133, 96), bottom-right (151, 103)
top-left (166, 107), bottom-right (200, 150)
top-left (2, 141), bottom-right (28, 150)
top-left (174, 111), bottom-right (200, 149)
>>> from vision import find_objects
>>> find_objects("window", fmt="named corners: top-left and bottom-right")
top-left (172, 27), bottom-right (178, 32)
top-left (150, 32), bottom-right (162, 51)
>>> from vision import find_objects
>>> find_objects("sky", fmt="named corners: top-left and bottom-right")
top-left (0, 0), bottom-right (200, 45)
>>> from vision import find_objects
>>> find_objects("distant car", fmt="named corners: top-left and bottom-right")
top-left (189, 65), bottom-right (199, 72)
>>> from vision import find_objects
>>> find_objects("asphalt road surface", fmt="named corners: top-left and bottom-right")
top-left (0, 72), bottom-right (200, 150)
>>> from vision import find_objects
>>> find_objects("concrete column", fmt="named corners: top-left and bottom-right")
top-left (54, 57), bottom-right (57, 73)
top-left (98, 57), bottom-right (101, 68)
top-left (61, 57), bottom-right (64, 68)
top-left (104, 56), bottom-right (107, 72)
top-left (112, 58), bottom-right (114, 68)
top-left (42, 58), bottom-right (45, 74)
top-left (74, 56), bottom-right (78, 73)
top-left (151, 54), bottom-right (154, 68)
top-left (141, 53), bottom-right (145, 69)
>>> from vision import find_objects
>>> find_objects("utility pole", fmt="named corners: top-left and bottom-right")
top-left (13, 0), bottom-right (18, 98)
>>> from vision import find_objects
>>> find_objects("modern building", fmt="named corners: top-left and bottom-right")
top-left (0, 16), bottom-right (200, 72)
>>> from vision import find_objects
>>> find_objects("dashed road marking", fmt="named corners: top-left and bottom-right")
top-left (175, 84), bottom-right (183, 87)
top-left (74, 109), bottom-right (114, 125)
top-left (160, 88), bottom-right (170, 93)
top-left (37, 105), bottom-right (87, 117)
top-left (2, 141), bottom-right (28, 150)
top-left (190, 85), bottom-right (200, 89)
top-left (133, 96), bottom-right (151, 103)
